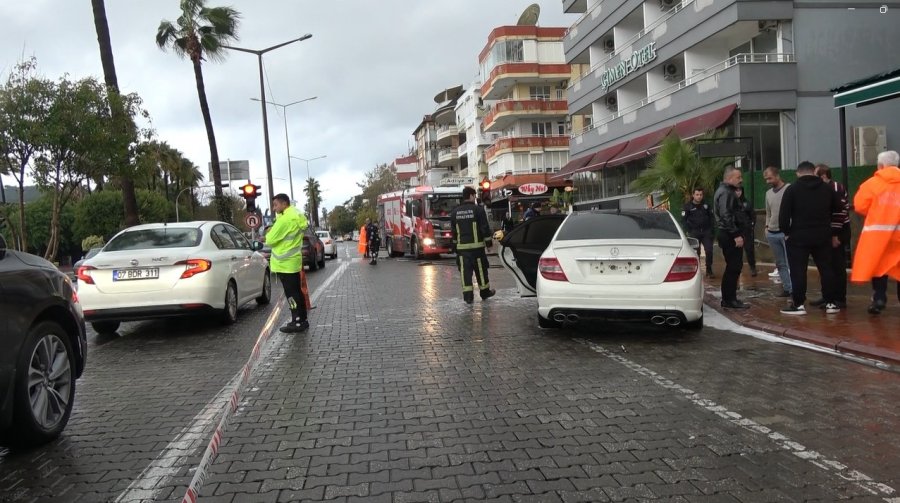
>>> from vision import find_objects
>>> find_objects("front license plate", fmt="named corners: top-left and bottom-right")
top-left (112, 267), bottom-right (160, 281)
top-left (591, 261), bottom-right (643, 274)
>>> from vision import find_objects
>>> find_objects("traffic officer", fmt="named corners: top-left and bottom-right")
top-left (265, 193), bottom-right (309, 333)
top-left (450, 186), bottom-right (496, 304)
top-left (681, 187), bottom-right (715, 278)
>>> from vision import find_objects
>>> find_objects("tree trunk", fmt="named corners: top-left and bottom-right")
top-left (45, 190), bottom-right (61, 262)
top-left (191, 56), bottom-right (227, 222)
top-left (92, 0), bottom-right (139, 227)
top-left (16, 177), bottom-right (26, 252)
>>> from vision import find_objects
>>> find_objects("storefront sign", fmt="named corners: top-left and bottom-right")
top-left (518, 183), bottom-right (548, 196)
top-left (601, 42), bottom-right (657, 90)
top-left (440, 176), bottom-right (475, 186)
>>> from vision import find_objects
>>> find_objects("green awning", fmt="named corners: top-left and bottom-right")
top-left (833, 73), bottom-right (900, 108)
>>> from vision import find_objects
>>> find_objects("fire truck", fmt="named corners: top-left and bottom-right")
top-left (377, 183), bottom-right (469, 259)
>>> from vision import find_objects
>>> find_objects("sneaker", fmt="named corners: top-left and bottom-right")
top-left (480, 288), bottom-right (496, 300)
top-left (824, 303), bottom-right (840, 314)
top-left (721, 300), bottom-right (750, 309)
top-left (768, 269), bottom-right (779, 277)
top-left (780, 303), bottom-right (806, 315)
top-left (776, 290), bottom-right (792, 298)
top-left (809, 298), bottom-right (827, 307)
top-left (279, 321), bottom-right (303, 333)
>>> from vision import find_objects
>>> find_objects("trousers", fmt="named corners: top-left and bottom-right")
top-left (786, 240), bottom-right (835, 307)
top-left (457, 248), bottom-right (491, 299)
top-left (277, 272), bottom-right (307, 322)
top-left (718, 235), bottom-right (744, 303)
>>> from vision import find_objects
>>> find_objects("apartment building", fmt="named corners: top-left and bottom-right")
top-left (556, 0), bottom-right (900, 209)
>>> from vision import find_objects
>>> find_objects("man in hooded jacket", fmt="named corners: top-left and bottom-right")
top-left (851, 150), bottom-right (900, 314)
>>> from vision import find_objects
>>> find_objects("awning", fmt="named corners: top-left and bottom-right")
top-left (554, 153), bottom-right (594, 180)
top-left (672, 104), bottom-right (737, 140)
top-left (551, 142), bottom-right (627, 181)
top-left (833, 68), bottom-right (900, 108)
top-left (605, 127), bottom-right (674, 168)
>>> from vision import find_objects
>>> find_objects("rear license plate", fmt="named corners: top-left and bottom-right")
top-left (112, 268), bottom-right (160, 281)
top-left (591, 261), bottom-right (643, 274)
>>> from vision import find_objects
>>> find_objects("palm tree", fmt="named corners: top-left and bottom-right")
top-left (156, 0), bottom-right (240, 222)
top-left (90, 0), bottom-right (140, 226)
top-left (304, 178), bottom-right (322, 228)
top-left (631, 131), bottom-right (728, 209)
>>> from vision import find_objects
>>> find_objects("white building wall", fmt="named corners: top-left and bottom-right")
top-left (684, 40), bottom-right (727, 77)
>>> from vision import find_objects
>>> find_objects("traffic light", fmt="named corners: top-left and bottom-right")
top-left (240, 183), bottom-right (261, 212)
top-left (480, 179), bottom-right (491, 206)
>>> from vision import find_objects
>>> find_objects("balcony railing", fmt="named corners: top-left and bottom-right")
top-left (573, 53), bottom-right (796, 137)
top-left (483, 99), bottom-right (569, 128)
top-left (484, 134), bottom-right (570, 160)
top-left (438, 148), bottom-right (459, 164)
top-left (568, 0), bottom-right (696, 89)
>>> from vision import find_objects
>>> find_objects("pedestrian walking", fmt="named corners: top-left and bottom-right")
top-left (358, 220), bottom-right (368, 258)
top-left (813, 163), bottom-right (851, 308)
top-left (762, 166), bottom-right (792, 298)
top-left (778, 161), bottom-right (842, 315)
top-left (714, 165), bottom-right (750, 309)
top-left (523, 202), bottom-right (540, 221)
top-left (450, 186), bottom-right (496, 304)
top-left (265, 193), bottom-right (310, 333)
top-left (734, 186), bottom-right (758, 276)
top-left (681, 187), bottom-right (715, 278)
top-left (850, 150), bottom-right (900, 314)
top-left (366, 218), bottom-right (380, 265)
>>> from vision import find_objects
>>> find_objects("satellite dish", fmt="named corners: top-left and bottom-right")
top-left (517, 3), bottom-right (540, 26)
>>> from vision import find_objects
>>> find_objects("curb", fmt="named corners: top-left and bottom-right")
top-left (704, 292), bottom-right (900, 368)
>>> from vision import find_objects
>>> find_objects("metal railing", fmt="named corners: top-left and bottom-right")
top-left (573, 53), bottom-right (796, 137)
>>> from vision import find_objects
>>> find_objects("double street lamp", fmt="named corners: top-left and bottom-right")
top-left (222, 34), bottom-right (313, 206)
top-left (250, 96), bottom-right (317, 203)
top-left (290, 155), bottom-right (327, 226)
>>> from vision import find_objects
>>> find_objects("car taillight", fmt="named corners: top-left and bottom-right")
top-left (539, 257), bottom-right (569, 282)
top-left (72, 290), bottom-right (79, 304)
top-left (76, 265), bottom-right (96, 285)
top-left (176, 259), bottom-right (212, 279)
top-left (664, 256), bottom-right (699, 282)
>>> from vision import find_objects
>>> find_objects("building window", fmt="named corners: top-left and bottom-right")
top-left (530, 86), bottom-right (551, 100)
top-left (738, 112), bottom-right (782, 173)
top-left (556, 88), bottom-right (565, 100)
top-left (531, 122), bottom-right (553, 136)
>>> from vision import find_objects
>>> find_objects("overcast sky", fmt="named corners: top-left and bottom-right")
top-left (1, 1), bottom-right (572, 214)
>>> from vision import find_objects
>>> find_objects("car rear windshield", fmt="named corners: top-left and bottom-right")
top-left (105, 228), bottom-right (203, 251)
top-left (555, 211), bottom-right (680, 240)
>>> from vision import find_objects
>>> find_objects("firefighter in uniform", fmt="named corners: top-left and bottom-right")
top-left (265, 193), bottom-right (309, 333)
top-left (450, 186), bottom-right (496, 304)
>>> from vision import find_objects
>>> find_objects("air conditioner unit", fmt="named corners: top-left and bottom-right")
top-left (758, 20), bottom-right (778, 32)
top-left (852, 126), bottom-right (887, 166)
top-left (602, 37), bottom-right (615, 53)
top-left (663, 63), bottom-right (681, 81)
top-left (559, 79), bottom-right (569, 88)
top-left (605, 95), bottom-right (618, 110)
top-left (659, 0), bottom-right (678, 10)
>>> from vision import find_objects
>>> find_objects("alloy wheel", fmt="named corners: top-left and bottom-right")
top-left (27, 334), bottom-right (72, 429)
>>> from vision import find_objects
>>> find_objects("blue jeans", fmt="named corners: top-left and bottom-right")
top-left (766, 230), bottom-right (792, 293)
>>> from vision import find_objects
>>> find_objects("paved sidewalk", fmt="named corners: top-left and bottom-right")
top-left (704, 262), bottom-right (900, 367)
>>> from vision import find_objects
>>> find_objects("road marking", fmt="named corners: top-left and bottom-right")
top-left (116, 263), bottom-right (349, 503)
top-left (575, 335), bottom-right (898, 501)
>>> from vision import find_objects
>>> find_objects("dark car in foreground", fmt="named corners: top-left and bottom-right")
top-left (0, 234), bottom-right (87, 447)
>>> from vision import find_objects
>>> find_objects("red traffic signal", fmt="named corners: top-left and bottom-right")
top-left (479, 178), bottom-right (491, 205)
top-left (239, 183), bottom-right (261, 212)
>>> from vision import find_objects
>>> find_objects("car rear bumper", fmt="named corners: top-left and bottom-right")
top-left (79, 283), bottom-right (224, 316)
top-left (83, 304), bottom-right (216, 322)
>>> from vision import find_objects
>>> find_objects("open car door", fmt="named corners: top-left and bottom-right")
top-left (499, 214), bottom-right (566, 296)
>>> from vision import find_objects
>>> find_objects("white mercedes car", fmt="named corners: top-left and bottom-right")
top-left (499, 210), bottom-right (703, 330)
top-left (316, 230), bottom-right (337, 259)
top-left (76, 221), bottom-right (271, 334)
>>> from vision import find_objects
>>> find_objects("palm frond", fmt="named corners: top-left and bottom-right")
top-left (155, 20), bottom-right (178, 49)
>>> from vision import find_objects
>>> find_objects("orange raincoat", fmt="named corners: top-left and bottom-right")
top-left (357, 225), bottom-right (367, 255)
top-left (851, 165), bottom-right (900, 282)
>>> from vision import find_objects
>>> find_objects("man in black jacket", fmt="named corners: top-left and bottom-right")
top-left (682, 187), bottom-right (715, 278)
top-left (714, 165), bottom-right (750, 309)
top-left (450, 186), bottom-right (496, 304)
top-left (778, 161), bottom-right (842, 315)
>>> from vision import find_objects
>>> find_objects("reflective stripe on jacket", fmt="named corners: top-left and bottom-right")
top-left (851, 166), bottom-right (900, 282)
top-left (268, 206), bottom-right (307, 274)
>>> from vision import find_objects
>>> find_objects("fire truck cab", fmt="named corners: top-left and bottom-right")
top-left (377, 185), bottom-right (467, 259)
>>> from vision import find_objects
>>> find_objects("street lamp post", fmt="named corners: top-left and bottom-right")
top-left (222, 34), bottom-right (313, 205)
top-left (290, 155), bottom-right (327, 226)
top-left (250, 96), bottom-right (317, 203)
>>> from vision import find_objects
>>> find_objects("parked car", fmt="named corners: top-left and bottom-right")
top-left (499, 210), bottom-right (703, 330)
top-left (76, 221), bottom-right (272, 334)
top-left (0, 234), bottom-right (87, 446)
top-left (72, 247), bottom-right (102, 278)
top-left (303, 228), bottom-right (326, 271)
top-left (316, 230), bottom-right (337, 259)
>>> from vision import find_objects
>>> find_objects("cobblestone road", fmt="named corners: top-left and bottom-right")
top-left (2, 243), bottom-right (899, 502)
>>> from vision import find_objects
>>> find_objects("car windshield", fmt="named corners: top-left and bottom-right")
top-left (427, 197), bottom-right (461, 218)
top-left (105, 228), bottom-right (203, 251)
top-left (316, 231), bottom-right (330, 238)
top-left (555, 211), bottom-right (680, 240)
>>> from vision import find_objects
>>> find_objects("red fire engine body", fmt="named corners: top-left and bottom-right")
top-left (377, 185), bottom-right (467, 259)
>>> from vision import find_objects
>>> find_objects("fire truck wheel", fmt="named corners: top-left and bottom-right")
top-left (411, 238), bottom-right (421, 260)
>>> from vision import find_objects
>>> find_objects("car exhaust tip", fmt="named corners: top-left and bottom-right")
top-left (650, 315), bottom-right (666, 325)
top-left (566, 314), bottom-right (580, 324)
top-left (553, 313), bottom-right (567, 323)
top-left (665, 316), bottom-right (682, 326)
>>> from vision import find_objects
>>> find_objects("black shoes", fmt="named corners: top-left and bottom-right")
top-left (721, 300), bottom-right (751, 309)
top-left (279, 320), bottom-right (310, 333)
top-left (750, 267), bottom-right (758, 277)
top-left (868, 301), bottom-right (886, 315)
top-left (480, 288), bottom-right (496, 300)
top-left (463, 292), bottom-right (474, 304)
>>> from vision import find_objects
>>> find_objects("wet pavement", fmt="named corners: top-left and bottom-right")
top-left (703, 262), bottom-right (900, 368)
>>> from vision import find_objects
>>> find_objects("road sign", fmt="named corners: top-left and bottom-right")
top-left (245, 213), bottom-right (261, 229)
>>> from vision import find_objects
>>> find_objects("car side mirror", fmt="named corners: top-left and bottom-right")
top-left (251, 240), bottom-right (264, 251)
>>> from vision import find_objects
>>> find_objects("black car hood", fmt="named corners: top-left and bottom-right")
top-left (6, 250), bottom-right (56, 270)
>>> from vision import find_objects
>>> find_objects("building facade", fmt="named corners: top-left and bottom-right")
top-left (557, 0), bottom-right (900, 209)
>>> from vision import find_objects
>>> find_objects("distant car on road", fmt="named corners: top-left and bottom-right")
top-left (303, 228), bottom-right (326, 271)
top-left (76, 221), bottom-right (271, 334)
top-left (0, 234), bottom-right (87, 446)
top-left (499, 210), bottom-right (703, 330)
top-left (316, 230), bottom-right (337, 259)
top-left (72, 247), bottom-right (102, 279)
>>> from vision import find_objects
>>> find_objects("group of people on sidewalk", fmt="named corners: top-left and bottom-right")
top-left (707, 151), bottom-right (900, 316)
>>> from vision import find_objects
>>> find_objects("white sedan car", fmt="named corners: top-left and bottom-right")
top-left (77, 221), bottom-right (271, 334)
top-left (316, 230), bottom-right (337, 259)
top-left (499, 210), bottom-right (703, 330)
